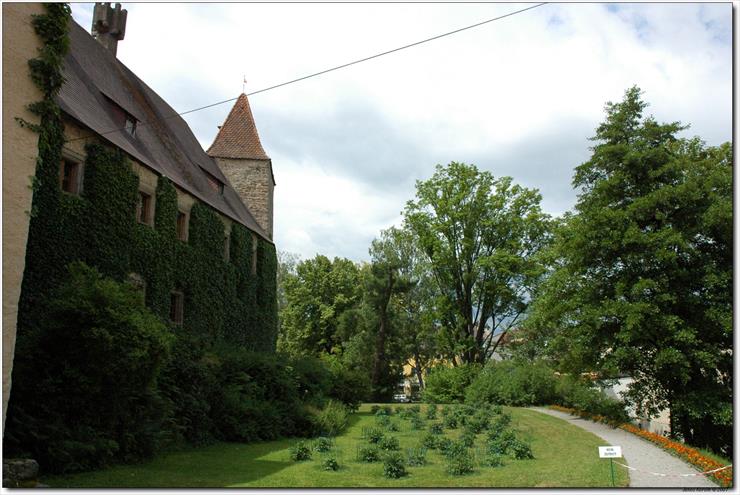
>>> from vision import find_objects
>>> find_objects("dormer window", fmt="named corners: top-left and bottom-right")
top-left (125, 114), bottom-right (137, 136)
top-left (206, 174), bottom-right (224, 195)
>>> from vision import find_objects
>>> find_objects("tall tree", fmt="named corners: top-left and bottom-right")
top-left (277, 255), bottom-right (361, 356)
top-left (404, 162), bottom-right (551, 364)
top-left (524, 87), bottom-right (732, 455)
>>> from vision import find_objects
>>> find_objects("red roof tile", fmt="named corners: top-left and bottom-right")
top-left (207, 93), bottom-right (270, 160)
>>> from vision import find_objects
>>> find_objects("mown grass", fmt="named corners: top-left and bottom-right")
top-left (45, 404), bottom-right (629, 488)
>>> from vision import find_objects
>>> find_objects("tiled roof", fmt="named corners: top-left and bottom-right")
top-left (57, 19), bottom-right (271, 242)
top-left (207, 93), bottom-right (270, 160)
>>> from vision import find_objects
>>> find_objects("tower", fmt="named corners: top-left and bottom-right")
top-left (208, 93), bottom-right (275, 239)
top-left (91, 3), bottom-right (127, 56)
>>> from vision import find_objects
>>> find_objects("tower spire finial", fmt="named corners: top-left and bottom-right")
top-left (242, 75), bottom-right (247, 94)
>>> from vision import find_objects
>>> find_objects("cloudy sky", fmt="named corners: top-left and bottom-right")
top-left (70, 2), bottom-right (732, 262)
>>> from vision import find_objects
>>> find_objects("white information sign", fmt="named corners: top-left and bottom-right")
top-left (598, 446), bottom-right (622, 458)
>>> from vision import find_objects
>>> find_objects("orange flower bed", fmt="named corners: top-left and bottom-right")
top-left (547, 405), bottom-right (732, 487)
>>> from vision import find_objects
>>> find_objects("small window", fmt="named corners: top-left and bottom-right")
top-left (125, 114), bottom-right (137, 136)
top-left (59, 158), bottom-right (82, 195)
top-left (170, 291), bottom-right (184, 325)
top-left (138, 191), bottom-right (153, 225)
top-left (176, 211), bottom-right (188, 241)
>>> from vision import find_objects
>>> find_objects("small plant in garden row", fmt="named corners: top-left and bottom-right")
top-left (410, 416), bottom-right (425, 430)
top-left (289, 441), bottom-right (312, 461)
top-left (314, 437), bottom-right (333, 452)
top-left (483, 452), bottom-right (505, 467)
top-left (429, 423), bottom-right (444, 435)
top-left (322, 455), bottom-right (340, 471)
top-left (363, 427), bottom-right (385, 444)
top-left (383, 452), bottom-right (407, 479)
top-left (379, 436), bottom-right (400, 451)
top-left (385, 421), bottom-right (399, 432)
top-left (406, 447), bottom-right (427, 466)
top-left (443, 415), bottom-right (458, 429)
top-left (357, 445), bottom-right (381, 463)
top-left (421, 433), bottom-right (439, 449)
top-left (376, 415), bottom-right (391, 427)
top-left (426, 404), bottom-right (438, 420)
top-left (446, 447), bottom-right (475, 475)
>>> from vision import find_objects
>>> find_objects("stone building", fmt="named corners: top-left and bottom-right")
top-left (2, 2), bottom-right (276, 430)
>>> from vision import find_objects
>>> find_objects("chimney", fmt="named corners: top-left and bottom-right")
top-left (91, 3), bottom-right (127, 56)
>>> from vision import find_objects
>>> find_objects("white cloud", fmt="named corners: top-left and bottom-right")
top-left (70, 3), bottom-right (732, 261)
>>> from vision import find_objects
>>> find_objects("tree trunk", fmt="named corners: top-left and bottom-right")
top-left (371, 271), bottom-right (394, 401)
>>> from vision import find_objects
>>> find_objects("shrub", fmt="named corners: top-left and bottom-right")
top-left (370, 405), bottom-right (381, 414)
top-left (410, 416), bottom-right (425, 430)
top-left (376, 414), bottom-right (391, 427)
top-left (487, 430), bottom-right (517, 455)
top-left (443, 415), bottom-right (458, 429)
top-left (459, 430), bottom-right (476, 448)
top-left (489, 404), bottom-right (503, 415)
top-left (379, 436), bottom-right (401, 451)
top-left (308, 400), bottom-right (349, 436)
top-left (484, 453), bottom-right (505, 467)
top-left (409, 405), bottom-right (421, 415)
top-left (466, 411), bottom-right (490, 433)
top-left (421, 433), bottom-right (439, 449)
top-left (465, 360), bottom-right (558, 406)
top-left (509, 439), bottom-right (534, 459)
top-left (555, 375), bottom-right (629, 423)
top-left (322, 455), bottom-right (340, 471)
top-left (382, 452), bottom-right (407, 479)
top-left (445, 447), bottom-right (474, 475)
top-left (314, 437), bottom-right (333, 453)
top-left (289, 441), bottom-right (312, 461)
top-left (425, 404), bottom-right (438, 419)
top-left (375, 405), bottom-right (393, 416)
top-left (4, 262), bottom-right (173, 473)
top-left (357, 445), bottom-right (381, 463)
top-left (386, 422), bottom-right (400, 432)
top-left (365, 427), bottom-right (385, 444)
top-left (423, 364), bottom-right (482, 403)
top-left (406, 447), bottom-right (427, 466)
top-left (437, 437), bottom-right (455, 456)
top-left (429, 423), bottom-right (444, 435)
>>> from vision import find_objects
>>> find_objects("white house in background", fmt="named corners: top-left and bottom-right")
top-left (602, 378), bottom-right (671, 436)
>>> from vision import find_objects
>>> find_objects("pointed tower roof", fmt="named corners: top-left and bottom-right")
top-left (207, 93), bottom-right (270, 160)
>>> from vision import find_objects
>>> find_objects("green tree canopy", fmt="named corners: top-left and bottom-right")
top-left (522, 87), bottom-right (732, 455)
top-left (404, 162), bottom-right (551, 364)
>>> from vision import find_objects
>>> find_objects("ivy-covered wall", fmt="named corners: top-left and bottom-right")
top-left (14, 4), bottom-right (277, 354)
top-left (19, 139), bottom-right (278, 351)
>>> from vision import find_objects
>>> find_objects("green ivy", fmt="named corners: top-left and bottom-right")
top-left (7, 1), bottom-right (279, 472)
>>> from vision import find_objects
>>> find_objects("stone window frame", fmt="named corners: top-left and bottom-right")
top-left (136, 181), bottom-right (156, 227)
top-left (59, 148), bottom-right (85, 196)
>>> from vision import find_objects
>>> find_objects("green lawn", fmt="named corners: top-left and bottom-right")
top-left (45, 404), bottom-right (629, 488)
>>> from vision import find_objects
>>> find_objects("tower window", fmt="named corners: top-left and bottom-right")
top-left (176, 211), bottom-right (188, 241)
top-left (59, 158), bottom-right (82, 195)
top-left (170, 291), bottom-right (184, 325)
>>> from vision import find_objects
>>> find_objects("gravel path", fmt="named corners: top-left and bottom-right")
top-left (529, 407), bottom-right (718, 488)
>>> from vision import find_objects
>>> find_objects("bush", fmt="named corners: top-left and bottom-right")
top-left (555, 376), bottom-right (629, 423)
top-left (425, 404), bottom-right (438, 419)
top-left (365, 427), bottom-right (385, 444)
top-left (465, 360), bottom-right (558, 406)
top-left (314, 437), bottom-right (333, 453)
top-left (386, 422), bottom-right (399, 432)
top-left (445, 447), bottom-right (474, 475)
top-left (322, 455), bottom-right (340, 471)
top-left (406, 447), bottom-right (427, 466)
top-left (410, 416), bottom-right (425, 430)
top-left (443, 415), bottom-right (458, 429)
top-left (289, 441), bottom-right (312, 461)
top-left (409, 405), bottom-right (421, 415)
top-left (509, 439), bottom-right (534, 459)
top-left (357, 445), bottom-right (381, 463)
top-left (382, 452), bottom-right (407, 479)
top-left (379, 436), bottom-right (400, 451)
top-left (370, 405), bottom-right (381, 414)
top-left (421, 433), bottom-right (439, 450)
top-left (487, 430), bottom-right (516, 455)
top-left (484, 453), bottom-right (505, 467)
top-left (423, 364), bottom-right (482, 403)
top-left (4, 262), bottom-right (173, 473)
top-left (429, 423), bottom-right (444, 435)
top-left (437, 437), bottom-right (455, 455)
top-left (308, 400), bottom-right (350, 436)
top-left (459, 430), bottom-right (476, 448)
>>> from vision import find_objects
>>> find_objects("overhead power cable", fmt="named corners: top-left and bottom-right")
top-left (68, 2), bottom-right (547, 142)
